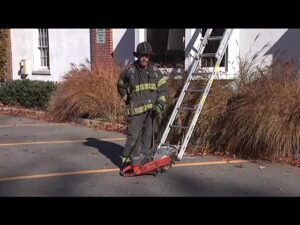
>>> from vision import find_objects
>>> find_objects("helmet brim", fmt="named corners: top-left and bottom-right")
top-left (133, 52), bottom-right (155, 57)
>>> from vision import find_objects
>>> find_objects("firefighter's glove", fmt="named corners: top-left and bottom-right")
top-left (151, 103), bottom-right (163, 119)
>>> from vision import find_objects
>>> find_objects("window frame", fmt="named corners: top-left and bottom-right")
top-left (32, 29), bottom-right (50, 75)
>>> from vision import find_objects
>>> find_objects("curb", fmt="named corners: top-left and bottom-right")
top-left (74, 118), bottom-right (126, 133)
top-left (0, 105), bottom-right (126, 134)
top-left (0, 106), bottom-right (52, 121)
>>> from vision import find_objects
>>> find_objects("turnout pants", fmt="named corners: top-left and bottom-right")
top-left (123, 111), bottom-right (158, 158)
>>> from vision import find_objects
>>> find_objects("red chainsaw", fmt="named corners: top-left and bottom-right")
top-left (120, 144), bottom-right (177, 177)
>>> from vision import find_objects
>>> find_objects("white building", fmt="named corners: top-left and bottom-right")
top-left (7, 29), bottom-right (300, 82)
top-left (10, 29), bottom-right (90, 82)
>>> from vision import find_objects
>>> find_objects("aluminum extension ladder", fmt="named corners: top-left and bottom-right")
top-left (158, 29), bottom-right (233, 160)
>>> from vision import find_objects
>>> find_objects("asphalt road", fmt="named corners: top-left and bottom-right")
top-left (0, 115), bottom-right (299, 197)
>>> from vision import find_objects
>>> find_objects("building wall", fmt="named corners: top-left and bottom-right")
top-left (10, 29), bottom-right (90, 82)
top-left (182, 29), bottom-right (300, 78)
top-left (10, 29), bottom-right (300, 82)
top-left (10, 29), bottom-right (33, 80)
top-left (113, 28), bottom-right (135, 66)
top-left (90, 29), bottom-right (113, 69)
top-left (227, 29), bottom-right (240, 78)
top-left (48, 29), bottom-right (90, 82)
top-left (6, 29), bottom-right (12, 80)
top-left (237, 29), bottom-right (285, 68)
top-left (111, 29), bottom-right (147, 66)
top-left (238, 29), bottom-right (300, 66)
top-left (111, 29), bottom-right (240, 78)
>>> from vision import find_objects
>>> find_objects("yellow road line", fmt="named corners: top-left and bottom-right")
top-left (0, 138), bottom-right (126, 147)
top-left (0, 160), bottom-right (248, 182)
top-left (174, 160), bottom-right (248, 167)
top-left (0, 123), bottom-right (66, 128)
top-left (0, 168), bottom-right (120, 182)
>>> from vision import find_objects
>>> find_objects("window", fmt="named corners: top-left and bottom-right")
top-left (38, 29), bottom-right (50, 69)
top-left (146, 29), bottom-right (185, 68)
top-left (201, 29), bottom-right (228, 69)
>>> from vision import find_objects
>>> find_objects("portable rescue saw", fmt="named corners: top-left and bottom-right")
top-left (120, 144), bottom-right (177, 177)
top-left (120, 113), bottom-right (177, 177)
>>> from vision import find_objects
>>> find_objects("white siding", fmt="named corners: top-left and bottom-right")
top-left (183, 29), bottom-right (300, 78)
top-left (11, 29), bottom-right (90, 82)
top-left (10, 29), bottom-right (35, 80)
top-left (237, 29), bottom-right (285, 69)
top-left (11, 29), bottom-right (300, 82)
top-left (112, 29), bottom-right (135, 66)
top-left (227, 29), bottom-right (240, 78)
top-left (112, 29), bottom-right (147, 65)
top-left (238, 29), bottom-right (300, 66)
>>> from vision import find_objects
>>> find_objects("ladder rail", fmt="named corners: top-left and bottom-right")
top-left (177, 29), bottom-right (233, 160)
top-left (158, 29), bottom-right (233, 161)
top-left (158, 29), bottom-right (213, 147)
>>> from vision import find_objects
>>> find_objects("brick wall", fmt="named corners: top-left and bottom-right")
top-left (90, 29), bottom-right (113, 69)
top-left (0, 29), bottom-right (12, 80)
top-left (6, 29), bottom-right (12, 80)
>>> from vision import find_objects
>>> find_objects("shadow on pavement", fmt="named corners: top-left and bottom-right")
top-left (83, 138), bottom-right (124, 168)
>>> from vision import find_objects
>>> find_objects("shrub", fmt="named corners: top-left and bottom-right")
top-left (0, 79), bottom-right (57, 109)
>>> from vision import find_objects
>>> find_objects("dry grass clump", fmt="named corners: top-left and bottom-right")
top-left (186, 59), bottom-right (300, 166)
top-left (161, 36), bottom-right (300, 166)
top-left (48, 62), bottom-right (127, 123)
top-left (211, 60), bottom-right (300, 165)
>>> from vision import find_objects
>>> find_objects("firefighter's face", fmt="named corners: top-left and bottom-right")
top-left (138, 54), bottom-right (150, 67)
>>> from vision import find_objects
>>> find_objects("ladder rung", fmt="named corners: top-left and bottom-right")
top-left (185, 89), bottom-right (203, 93)
top-left (208, 36), bottom-right (223, 41)
top-left (170, 125), bottom-right (189, 129)
top-left (199, 53), bottom-right (216, 58)
top-left (192, 72), bottom-right (212, 76)
top-left (178, 107), bottom-right (197, 111)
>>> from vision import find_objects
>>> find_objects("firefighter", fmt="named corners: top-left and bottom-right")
top-left (117, 42), bottom-right (168, 167)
